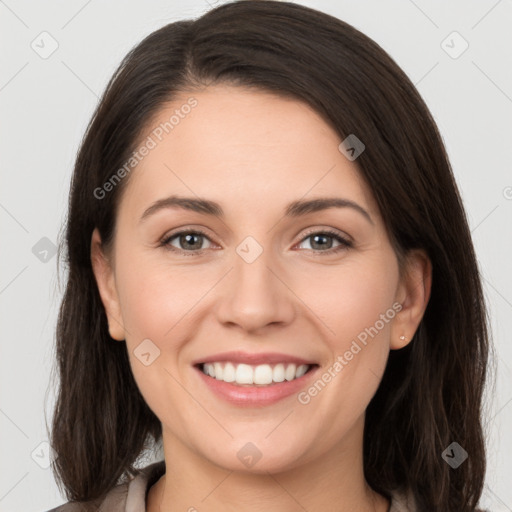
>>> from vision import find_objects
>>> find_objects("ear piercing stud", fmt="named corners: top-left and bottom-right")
top-left (399, 335), bottom-right (407, 341)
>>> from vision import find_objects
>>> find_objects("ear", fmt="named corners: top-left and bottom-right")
top-left (90, 228), bottom-right (126, 341)
top-left (390, 249), bottom-right (432, 350)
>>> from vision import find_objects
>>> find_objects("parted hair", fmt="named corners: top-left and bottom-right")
top-left (48, 1), bottom-right (492, 510)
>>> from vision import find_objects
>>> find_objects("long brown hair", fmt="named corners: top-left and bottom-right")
top-left (48, 1), bottom-right (492, 510)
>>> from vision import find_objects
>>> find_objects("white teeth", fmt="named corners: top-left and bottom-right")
top-left (213, 362), bottom-right (223, 380)
top-left (235, 363), bottom-right (253, 384)
top-left (296, 364), bottom-right (308, 378)
top-left (273, 363), bottom-right (285, 382)
top-left (223, 362), bottom-right (236, 382)
top-left (254, 364), bottom-right (273, 385)
top-left (285, 364), bottom-right (296, 381)
top-left (201, 362), bottom-right (312, 385)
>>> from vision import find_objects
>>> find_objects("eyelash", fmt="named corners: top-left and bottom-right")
top-left (159, 228), bottom-right (353, 256)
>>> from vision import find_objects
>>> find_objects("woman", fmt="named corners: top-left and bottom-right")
top-left (46, 1), bottom-right (491, 511)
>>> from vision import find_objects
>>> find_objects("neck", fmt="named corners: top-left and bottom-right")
top-left (147, 416), bottom-right (389, 512)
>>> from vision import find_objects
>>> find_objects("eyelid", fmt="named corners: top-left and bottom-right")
top-left (160, 226), bottom-right (353, 254)
top-left (293, 227), bottom-right (353, 254)
top-left (297, 226), bottom-right (353, 245)
top-left (160, 226), bottom-right (217, 248)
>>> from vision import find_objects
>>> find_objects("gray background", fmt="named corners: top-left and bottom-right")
top-left (1, 0), bottom-right (511, 510)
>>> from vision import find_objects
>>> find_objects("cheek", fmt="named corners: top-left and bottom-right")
top-left (298, 254), bottom-right (398, 416)
top-left (301, 254), bottom-right (398, 345)
top-left (115, 246), bottom-right (205, 339)
top-left (117, 273), bottom-right (172, 341)
top-left (113, 253), bottom-right (214, 387)
top-left (114, 265), bottom-right (193, 426)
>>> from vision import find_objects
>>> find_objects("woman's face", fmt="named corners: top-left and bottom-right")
top-left (92, 84), bottom-right (429, 473)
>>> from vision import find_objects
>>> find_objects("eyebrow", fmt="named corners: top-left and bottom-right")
top-left (139, 195), bottom-right (374, 225)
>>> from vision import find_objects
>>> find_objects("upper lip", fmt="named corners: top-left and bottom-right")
top-left (192, 351), bottom-right (317, 366)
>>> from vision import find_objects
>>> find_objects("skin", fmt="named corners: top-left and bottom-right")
top-left (91, 84), bottom-right (431, 512)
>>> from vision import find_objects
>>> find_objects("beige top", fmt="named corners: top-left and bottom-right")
top-left (46, 460), bottom-right (417, 511)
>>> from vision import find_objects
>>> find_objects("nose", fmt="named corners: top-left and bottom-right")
top-left (215, 250), bottom-right (296, 333)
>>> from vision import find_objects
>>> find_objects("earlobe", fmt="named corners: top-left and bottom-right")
top-left (390, 249), bottom-right (432, 350)
top-left (90, 228), bottom-right (126, 341)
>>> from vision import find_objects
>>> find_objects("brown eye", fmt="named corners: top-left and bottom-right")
top-left (296, 230), bottom-right (352, 253)
top-left (161, 230), bottom-right (213, 253)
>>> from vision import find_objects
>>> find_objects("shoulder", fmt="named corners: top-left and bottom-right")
top-left (389, 488), bottom-right (417, 512)
top-left (388, 488), bottom-right (490, 512)
top-left (43, 482), bottom-right (128, 512)
top-left (43, 460), bottom-right (166, 512)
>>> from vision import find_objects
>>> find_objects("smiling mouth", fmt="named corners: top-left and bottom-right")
top-left (196, 362), bottom-right (318, 386)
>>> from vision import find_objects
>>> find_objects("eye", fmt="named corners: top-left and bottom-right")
top-left (295, 229), bottom-right (352, 254)
top-left (160, 228), bottom-right (353, 255)
top-left (160, 229), bottom-right (215, 254)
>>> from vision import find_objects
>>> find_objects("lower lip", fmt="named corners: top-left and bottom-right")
top-left (194, 365), bottom-right (319, 407)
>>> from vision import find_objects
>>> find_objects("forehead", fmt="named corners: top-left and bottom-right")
top-left (119, 84), bottom-right (377, 223)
